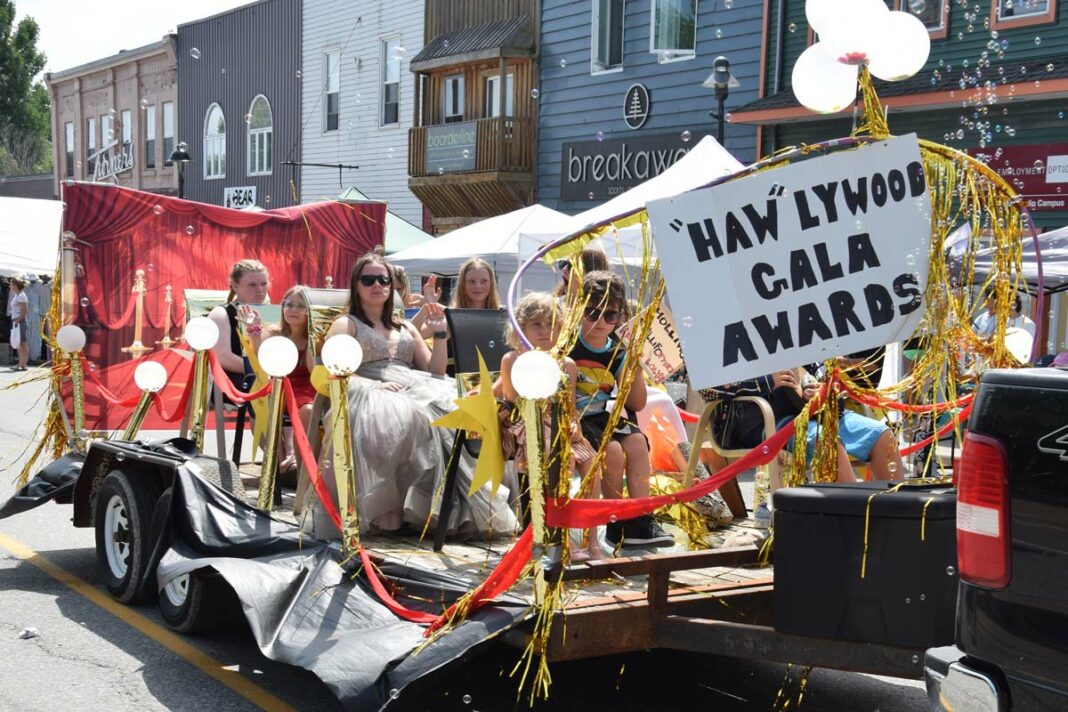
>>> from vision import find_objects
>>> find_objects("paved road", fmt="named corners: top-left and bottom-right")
top-left (0, 365), bottom-right (928, 711)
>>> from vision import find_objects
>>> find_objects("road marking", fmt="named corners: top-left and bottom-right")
top-left (0, 531), bottom-right (296, 712)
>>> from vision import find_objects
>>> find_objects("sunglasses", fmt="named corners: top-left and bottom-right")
top-left (583, 307), bottom-right (622, 325)
top-left (281, 300), bottom-right (307, 310)
top-left (358, 274), bottom-right (392, 287)
top-left (556, 260), bottom-right (571, 272)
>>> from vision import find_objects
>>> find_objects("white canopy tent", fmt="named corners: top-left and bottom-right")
top-left (388, 204), bottom-right (574, 294)
top-left (0, 196), bottom-right (63, 279)
top-left (517, 135), bottom-right (746, 267)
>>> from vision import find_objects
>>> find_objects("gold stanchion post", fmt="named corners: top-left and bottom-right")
top-left (122, 361), bottom-right (168, 441)
top-left (257, 376), bottom-right (287, 510)
top-left (122, 269), bottom-right (150, 357)
top-left (328, 374), bottom-right (359, 552)
top-left (183, 317), bottom-right (220, 452)
top-left (56, 325), bottom-right (88, 449)
top-left (157, 285), bottom-right (175, 348)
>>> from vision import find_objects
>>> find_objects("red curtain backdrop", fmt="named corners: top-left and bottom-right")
top-left (61, 183), bottom-right (385, 429)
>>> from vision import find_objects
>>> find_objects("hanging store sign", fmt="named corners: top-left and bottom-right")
top-left (560, 132), bottom-right (697, 201)
top-left (967, 142), bottom-right (1068, 212)
top-left (224, 186), bottom-right (258, 209)
top-left (90, 140), bottom-right (135, 182)
top-left (425, 121), bottom-right (477, 174)
top-left (647, 134), bottom-right (932, 389)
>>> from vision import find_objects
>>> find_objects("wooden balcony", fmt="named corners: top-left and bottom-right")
top-left (408, 116), bottom-right (535, 225)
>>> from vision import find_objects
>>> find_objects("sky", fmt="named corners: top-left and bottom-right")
top-left (15, 0), bottom-right (253, 77)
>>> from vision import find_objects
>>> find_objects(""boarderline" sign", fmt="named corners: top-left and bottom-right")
top-left (646, 134), bottom-right (931, 389)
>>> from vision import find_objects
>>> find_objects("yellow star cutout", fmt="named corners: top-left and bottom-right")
top-left (431, 349), bottom-right (505, 497)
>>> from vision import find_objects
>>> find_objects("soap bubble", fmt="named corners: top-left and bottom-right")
top-left (80, 297), bottom-right (90, 307)
top-left (244, 113), bottom-right (253, 124)
top-left (724, 0), bottom-right (734, 7)
top-left (462, 694), bottom-right (472, 704)
top-left (190, 47), bottom-right (201, 60)
top-left (1048, 63), bottom-right (1055, 72)
top-left (389, 689), bottom-right (400, 700)
top-left (946, 565), bottom-right (956, 576)
top-left (437, 167), bottom-right (445, 175)
top-left (462, 149), bottom-right (470, 158)
top-left (530, 88), bottom-right (540, 99)
top-left (108, 108), bottom-right (116, 118)
top-left (681, 315), bottom-right (694, 327)
top-left (912, 654), bottom-right (920, 664)
top-left (1034, 160), bottom-right (1045, 172)
top-left (587, 192), bottom-right (595, 200)
top-left (905, 597), bottom-right (911, 604)
top-left (715, 27), bottom-right (724, 38)
top-left (139, 99), bottom-right (149, 109)
top-left (1059, 112), bottom-right (1065, 119)
top-left (390, 46), bottom-right (406, 61)
top-left (116, 452), bottom-right (125, 461)
top-left (559, 58), bottom-right (567, 68)
top-left (1035, 36), bottom-right (1042, 46)
top-left (596, 130), bottom-right (605, 142)
top-left (908, 0), bottom-right (926, 11)
top-left (955, 129), bottom-right (964, 139)
top-left (153, 205), bottom-right (164, 215)
top-left (185, 225), bottom-right (195, 235)
top-left (788, 22), bottom-right (797, 32)
top-left (487, 340), bottom-right (495, 348)
top-left (608, 514), bottom-right (617, 523)
top-left (295, 70), bottom-right (302, 79)
top-left (221, 68), bottom-right (226, 75)
top-left (680, 130), bottom-right (692, 142)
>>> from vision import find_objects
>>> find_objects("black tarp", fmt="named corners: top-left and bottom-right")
top-left (2, 441), bottom-right (528, 711)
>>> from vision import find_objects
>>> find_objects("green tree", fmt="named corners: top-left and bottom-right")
top-left (0, 0), bottom-right (50, 176)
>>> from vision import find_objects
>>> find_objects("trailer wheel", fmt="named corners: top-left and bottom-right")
top-left (94, 469), bottom-right (163, 604)
top-left (158, 570), bottom-right (235, 635)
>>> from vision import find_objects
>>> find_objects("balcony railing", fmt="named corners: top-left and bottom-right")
top-left (409, 116), bottom-right (534, 178)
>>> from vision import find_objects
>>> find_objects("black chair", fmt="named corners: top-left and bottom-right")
top-left (434, 308), bottom-right (510, 551)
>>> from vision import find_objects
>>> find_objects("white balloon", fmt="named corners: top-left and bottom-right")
top-left (817, 0), bottom-right (888, 65)
top-left (805, 0), bottom-right (853, 36)
top-left (792, 43), bottom-right (859, 115)
top-left (321, 334), bottom-right (364, 376)
top-left (56, 324), bottom-right (87, 352)
top-left (258, 336), bottom-right (299, 378)
top-left (134, 360), bottom-right (168, 392)
top-left (184, 316), bottom-right (220, 351)
top-left (511, 350), bottom-right (562, 400)
top-left (868, 11), bottom-right (931, 81)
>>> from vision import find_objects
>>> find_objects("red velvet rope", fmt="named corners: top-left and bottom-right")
top-left (80, 355), bottom-right (144, 408)
top-left (677, 406), bottom-right (699, 423)
top-left (424, 526), bottom-right (534, 636)
top-left (205, 351), bottom-right (273, 404)
top-left (281, 377), bottom-right (342, 531)
top-left (84, 286), bottom-right (139, 330)
top-left (898, 402), bottom-right (973, 456)
top-left (151, 364), bottom-right (196, 423)
top-left (358, 546), bottom-right (439, 624)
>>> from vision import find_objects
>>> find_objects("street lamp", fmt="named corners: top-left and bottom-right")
top-left (168, 141), bottom-right (192, 199)
top-left (702, 56), bottom-right (741, 145)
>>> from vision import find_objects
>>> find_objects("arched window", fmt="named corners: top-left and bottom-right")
top-left (203, 103), bottom-right (226, 179)
top-left (246, 95), bottom-right (273, 176)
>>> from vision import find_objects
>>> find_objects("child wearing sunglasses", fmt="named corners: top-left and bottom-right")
top-left (570, 271), bottom-right (674, 549)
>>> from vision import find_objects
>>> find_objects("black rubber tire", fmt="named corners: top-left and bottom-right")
top-left (158, 569), bottom-right (236, 635)
top-left (94, 469), bottom-right (163, 604)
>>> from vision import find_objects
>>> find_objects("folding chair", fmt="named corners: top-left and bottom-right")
top-left (681, 396), bottom-right (781, 515)
top-left (291, 287), bottom-right (349, 515)
top-left (434, 308), bottom-right (510, 551)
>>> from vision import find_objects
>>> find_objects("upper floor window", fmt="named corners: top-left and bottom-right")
top-left (162, 102), bottom-right (174, 165)
top-left (592, 0), bottom-right (625, 72)
top-left (382, 38), bottom-right (401, 125)
top-left (203, 103), bottom-right (226, 179)
top-left (898, 0), bottom-right (948, 38)
top-left (86, 117), bottom-right (96, 162)
top-left (485, 73), bottom-right (514, 118)
top-left (100, 114), bottom-right (113, 146)
top-left (324, 50), bottom-right (340, 132)
top-left (650, 0), bottom-right (697, 60)
top-left (991, 0), bottom-right (1056, 28)
top-left (444, 74), bottom-right (464, 123)
top-left (121, 110), bottom-right (132, 147)
top-left (246, 95), bottom-right (273, 176)
top-left (144, 105), bottom-right (157, 169)
top-left (64, 122), bottom-right (74, 177)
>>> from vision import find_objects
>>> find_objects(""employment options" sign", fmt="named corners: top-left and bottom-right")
top-left (646, 134), bottom-right (931, 389)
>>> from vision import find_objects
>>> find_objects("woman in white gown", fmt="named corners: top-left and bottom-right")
top-left (314, 253), bottom-right (516, 539)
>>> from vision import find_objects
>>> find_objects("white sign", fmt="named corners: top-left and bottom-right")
top-left (224, 186), bottom-right (258, 209)
top-left (646, 134), bottom-right (931, 390)
top-left (90, 141), bottom-right (134, 182)
top-left (617, 302), bottom-right (684, 384)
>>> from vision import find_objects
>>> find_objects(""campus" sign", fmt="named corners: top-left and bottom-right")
top-left (647, 134), bottom-right (931, 389)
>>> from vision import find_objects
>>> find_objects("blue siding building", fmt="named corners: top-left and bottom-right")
top-left (537, 0), bottom-right (763, 214)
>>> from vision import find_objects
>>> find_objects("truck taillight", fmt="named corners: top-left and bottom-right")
top-left (957, 432), bottom-right (1011, 589)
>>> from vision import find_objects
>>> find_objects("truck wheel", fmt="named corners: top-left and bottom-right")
top-left (158, 570), bottom-right (234, 635)
top-left (94, 469), bottom-right (163, 604)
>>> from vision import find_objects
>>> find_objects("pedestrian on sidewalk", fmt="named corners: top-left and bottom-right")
top-left (8, 278), bottom-right (29, 371)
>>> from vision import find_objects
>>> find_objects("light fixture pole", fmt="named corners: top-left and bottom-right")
top-left (168, 141), bottom-right (192, 199)
top-left (703, 56), bottom-right (741, 145)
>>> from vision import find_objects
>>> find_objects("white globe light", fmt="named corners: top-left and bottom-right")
top-left (817, 0), bottom-right (888, 65)
top-left (868, 11), bottom-right (931, 82)
top-left (511, 350), bottom-right (562, 400)
top-left (792, 43), bottom-right (859, 114)
top-left (56, 324), bottom-right (87, 352)
top-left (258, 336), bottom-right (299, 378)
top-left (134, 360), bottom-right (168, 392)
top-left (184, 316), bottom-right (220, 351)
top-left (321, 334), bottom-right (364, 376)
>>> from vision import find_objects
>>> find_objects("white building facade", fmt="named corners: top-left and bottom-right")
top-left (301, 1), bottom-right (424, 224)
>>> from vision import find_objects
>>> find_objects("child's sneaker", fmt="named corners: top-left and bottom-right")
top-left (621, 515), bottom-right (675, 547)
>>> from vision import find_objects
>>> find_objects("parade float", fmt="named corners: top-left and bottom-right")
top-left (1, 1), bottom-right (1051, 709)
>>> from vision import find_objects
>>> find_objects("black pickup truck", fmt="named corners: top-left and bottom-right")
top-left (925, 367), bottom-right (1068, 711)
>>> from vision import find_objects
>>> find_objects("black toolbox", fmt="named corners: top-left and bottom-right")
top-left (772, 481), bottom-right (957, 649)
